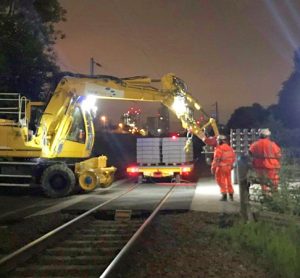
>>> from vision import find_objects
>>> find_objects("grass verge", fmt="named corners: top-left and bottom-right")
top-left (216, 218), bottom-right (300, 278)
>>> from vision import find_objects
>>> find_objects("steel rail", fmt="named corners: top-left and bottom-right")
top-left (0, 183), bottom-right (140, 274)
top-left (100, 183), bottom-right (176, 278)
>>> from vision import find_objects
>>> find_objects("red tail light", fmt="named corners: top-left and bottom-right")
top-left (181, 166), bottom-right (191, 175)
top-left (126, 166), bottom-right (139, 176)
top-left (127, 167), bottom-right (139, 173)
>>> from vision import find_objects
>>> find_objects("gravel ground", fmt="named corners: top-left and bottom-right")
top-left (0, 213), bottom-right (73, 256)
top-left (119, 211), bottom-right (268, 278)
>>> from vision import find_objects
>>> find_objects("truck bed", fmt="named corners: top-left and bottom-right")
top-left (127, 137), bottom-right (194, 183)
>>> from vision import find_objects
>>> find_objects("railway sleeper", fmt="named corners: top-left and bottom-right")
top-left (74, 233), bottom-right (133, 240)
top-left (30, 255), bottom-right (111, 265)
top-left (73, 228), bottom-right (137, 235)
top-left (61, 239), bottom-right (128, 248)
top-left (13, 264), bottom-right (107, 276)
top-left (79, 222), bottom-right (142, 230)
top-left (88, 226), bottom-right (142, 233)
top-left (45, 246), bottom-right (120, 256)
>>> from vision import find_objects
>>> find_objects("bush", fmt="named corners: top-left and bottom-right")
top-left (220, 151), bottom-right (300, 278)
top-left (248, 151), bottom-right (300, 215)
top-left (218, 221), bottom-right (300, 278)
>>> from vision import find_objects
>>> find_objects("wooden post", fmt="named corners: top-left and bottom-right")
top-left (237, 154), bottom-right (251, 222)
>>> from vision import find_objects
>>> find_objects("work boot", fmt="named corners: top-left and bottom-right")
top-left (220, 193), bottom-right (227, 201)
top-left (229, 193), bottom-right (234, 201)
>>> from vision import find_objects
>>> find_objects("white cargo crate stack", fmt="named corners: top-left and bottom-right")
top-left (136, 138), bottom-right (161, 164)
top-left (162, 137), bottom-right (193, 164)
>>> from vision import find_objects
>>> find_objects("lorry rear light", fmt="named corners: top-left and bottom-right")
top-left (126, 166), bottom-right (139, 174)
top-left (181, 167), bottom-right (191, 174)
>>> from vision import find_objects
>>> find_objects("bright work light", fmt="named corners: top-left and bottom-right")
top-left (172, 96), bottom-right (187, 117)
top-left (81, 95), bottom-right (98, 114)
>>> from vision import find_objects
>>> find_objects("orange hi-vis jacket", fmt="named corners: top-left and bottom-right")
top-left (249, 138), bottom-right (281, 169)
top-left (211, 143), bottom-right (236, 171)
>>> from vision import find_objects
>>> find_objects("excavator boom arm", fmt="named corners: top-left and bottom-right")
top-left (40, 73), bottom-right (218, 156)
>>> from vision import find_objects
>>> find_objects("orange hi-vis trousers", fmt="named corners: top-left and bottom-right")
top-left (255, 168), bottom-right (280, 192)
top-left (215, 166), bottom-right (234, 194)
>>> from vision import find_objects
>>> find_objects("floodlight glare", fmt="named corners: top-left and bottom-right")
top-left (81, 95), bottom-right (97, 113)
top-left (172, 96), bottom-right (187, 117)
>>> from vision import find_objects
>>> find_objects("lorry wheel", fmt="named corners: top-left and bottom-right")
top-left (137, 174), bottom-right (143, 184)
top-left (174, 174), bottom-right (181, 183)
top-left (41, 164), bottom-right (75, 198)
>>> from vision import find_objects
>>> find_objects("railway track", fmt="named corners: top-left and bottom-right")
top-left (0, 183), bottom-right (177, 277)
top-left (9, 219), bottom-right (143, 277)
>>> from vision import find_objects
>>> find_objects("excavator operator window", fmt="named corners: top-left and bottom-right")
top-left (67, 106), bottom-right (86, 143)
top-left (84, 110), bottom-right (94, 151)
top-left (29, 105), bottom-right (44, 135)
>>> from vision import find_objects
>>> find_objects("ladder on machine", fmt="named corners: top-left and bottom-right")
top-left (0, 93), bottom-right (28, 127)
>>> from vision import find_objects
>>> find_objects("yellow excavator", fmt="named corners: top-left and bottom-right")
top-left (0, 73), bottom-right (218, 197)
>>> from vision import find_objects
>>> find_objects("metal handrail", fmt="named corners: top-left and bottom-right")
top-left (0, 98), bottom-right (21, 101)
top-left (0, 112), bottom-right (24, 114)
top-left (19, 96), bottom-right (27, 126)
top-left (0, 93), bottom-right (28, 127)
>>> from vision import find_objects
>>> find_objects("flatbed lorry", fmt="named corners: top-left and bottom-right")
top-left (127, 136), bottom-right (194, 183)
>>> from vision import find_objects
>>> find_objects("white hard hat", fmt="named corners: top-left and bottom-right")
top-left (217, 135), bottom-right (227, 140)
top-left (258, 128), bottom-right (271, 137)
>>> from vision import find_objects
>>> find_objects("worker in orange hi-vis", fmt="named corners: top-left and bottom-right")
top-left (211, 135), bottom-right (236, 201)
top-left (249, 128), bottom-right (281, 194)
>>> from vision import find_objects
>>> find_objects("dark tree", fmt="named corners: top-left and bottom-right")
top-left (267, 104), bottom-right (280, 119)
top-left (277, 48), bottom-right (300, 128)
top-left (0, 0), bottom-right (66, 99)
top-left (227, 103), bottom-right (268, 129)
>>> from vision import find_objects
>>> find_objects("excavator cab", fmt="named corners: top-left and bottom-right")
top-left (57, 97), bottom-right (95, 158)
top-left (66, 106), bottom-right (86, 143)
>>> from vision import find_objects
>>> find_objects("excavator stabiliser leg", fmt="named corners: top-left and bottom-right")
top-left (75, 156), bottom-right (117, 192)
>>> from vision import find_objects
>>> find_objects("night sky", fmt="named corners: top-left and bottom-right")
top-left (55, 0), bottom-right (300, 129)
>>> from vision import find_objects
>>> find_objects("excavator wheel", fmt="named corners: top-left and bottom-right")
top-left (78, 171), bottom-right (98, 192)
top-left (41, 164), bottom-right (75, 198)
top-left (99, 173), bottom-right (114, 188)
